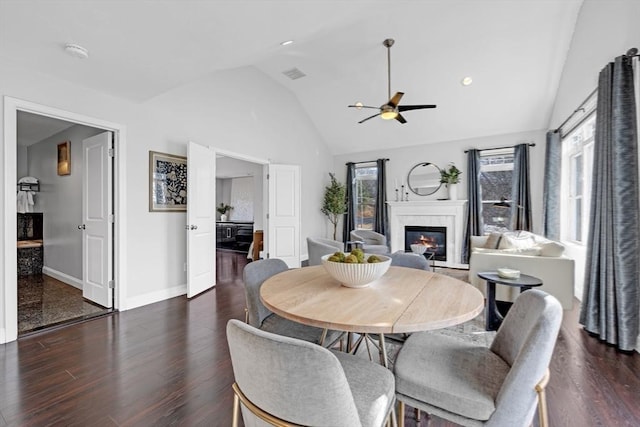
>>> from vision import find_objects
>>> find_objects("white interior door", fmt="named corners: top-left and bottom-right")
top-left (267, 164), bottom-right (301, 268)
top-left (187, 141), bottom-right (216, 298)
top-left (82, 132), bottom-right (113, 308)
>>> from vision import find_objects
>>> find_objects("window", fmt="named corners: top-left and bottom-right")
top-left (479, 149), bottom-right (515, 233)
top-left (561, 114), bottom-right (595, 244)
top-left (354, 163), bottom-right (378, 230)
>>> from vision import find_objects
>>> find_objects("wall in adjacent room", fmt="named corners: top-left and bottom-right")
top-left (26, 124), bottom-right (104, 281)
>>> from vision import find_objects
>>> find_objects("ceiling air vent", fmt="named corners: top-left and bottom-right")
top-left (282, 67), bottom-right (306, 80)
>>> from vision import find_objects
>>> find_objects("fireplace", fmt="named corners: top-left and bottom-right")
top-left (404, 226), bottom-right (447, 261)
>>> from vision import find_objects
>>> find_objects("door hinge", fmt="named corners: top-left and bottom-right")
top-left (266, 213), bottom-right (269, 219)
top-left (109, 214), bottom-right (115, 223)
top-left (267, 173), bottom-right (270, 180)
top-left (108, 148), bottom-right (115, 157)
top-left (108, 280), bottom-right (115, 289)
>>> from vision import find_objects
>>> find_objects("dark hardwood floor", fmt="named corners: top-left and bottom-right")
top-left (0, 251), bottom-right (638, 426)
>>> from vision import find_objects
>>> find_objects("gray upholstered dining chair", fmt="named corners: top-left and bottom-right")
top-left (243, 258), bottom-right (342, 347)
top-left (390, 252), bottom-right (431, 271)
top-left (306, 236), bottom-right (344, 266)
top-left (227, 319), bottom-right (396, 427)
top-left (350, 229), bottom-right (389, 254)
top-left (393, 289), bottom-right (562, 427)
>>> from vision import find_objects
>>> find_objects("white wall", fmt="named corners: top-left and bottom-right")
top-left (26, 124), bottom-right (103, 280)
top-left (0, 63), bottom-right (333, 332)
top-left (333, 129), bottom-right (547, 234)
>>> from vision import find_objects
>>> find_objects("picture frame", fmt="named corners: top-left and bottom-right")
top-left (149, 151), bottom-right (187, 212)
top-left (57, 141), bottom-right (71, 176)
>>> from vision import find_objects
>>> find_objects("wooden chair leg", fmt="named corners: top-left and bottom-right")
top-left (398, 400), bottom-right (405, 427)
top-left (232, 391), bottom-right (240, 427)
top-left (535, 369), bottom-right (550, 427)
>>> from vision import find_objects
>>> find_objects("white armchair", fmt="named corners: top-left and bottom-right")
top-left (349, 230), bottom-right (389, 254)
top-left (468, 233), bottom-right (575, 310)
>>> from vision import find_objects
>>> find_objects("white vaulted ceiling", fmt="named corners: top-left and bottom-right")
top-left (0, 0), bottom-right (583, 154)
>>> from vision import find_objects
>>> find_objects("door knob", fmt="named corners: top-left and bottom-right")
top-left (190, 225), bottom-right (198, 230)
top-left (77, 224), bottom-right (86, 230)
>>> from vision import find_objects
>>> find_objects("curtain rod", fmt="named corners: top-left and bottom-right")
top-left (554, 87), bottom-right (598, 133)
top-left (553, 48), bottom-right (638, 134)
top-left (464, 143), bottom-right (535, 154)
top-left (346, 158), bottom-right (389, 165)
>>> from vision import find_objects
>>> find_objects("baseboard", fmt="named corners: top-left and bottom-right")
top-left (42, 266), bottom-right (83, 290)
top-left (122, 284), bottom-right (187, 311)
top-left (0, 328), bottom-right (5, 344)
top-left (637, 334), bottom-right (640, 354)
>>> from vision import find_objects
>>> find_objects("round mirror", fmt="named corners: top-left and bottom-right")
top-left (407, 162), bottom-right (442, 196)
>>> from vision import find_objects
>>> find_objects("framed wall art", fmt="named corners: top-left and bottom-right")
top-left (149, 151), bottom-right (187, 212)
top-left (57, 141), bottom-right (71, 176)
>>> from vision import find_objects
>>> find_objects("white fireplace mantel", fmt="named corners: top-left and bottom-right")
top-left (387, 200), bottom-right (468, 268)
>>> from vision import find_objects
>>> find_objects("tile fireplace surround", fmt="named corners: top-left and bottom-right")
top-left (387, 200), bottom-right (467, 268)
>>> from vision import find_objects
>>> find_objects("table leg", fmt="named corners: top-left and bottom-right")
top-left (379, 333), bottom-right (389, 369)
top-left (485, 281), bottom-right (503, 331)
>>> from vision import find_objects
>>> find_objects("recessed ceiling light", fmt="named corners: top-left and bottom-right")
top-left (280, 40), bottom-right (294, 46)
top-left (354, 102), bottom-right (364, 110)
top-left (64, 43), bottom-right (89, 59)
top-left (461, 77), bottom-right (473, 86)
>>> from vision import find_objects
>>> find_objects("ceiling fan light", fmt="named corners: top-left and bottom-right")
top-left (380, 111), bottom-right (398, 120)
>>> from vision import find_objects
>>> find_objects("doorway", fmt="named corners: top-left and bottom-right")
top-left (16, 112), bottom-right (112, 334)
top-left (3, 97), bottom-right (127, 343)
top-left (215, 152), bottom-right (266, 262)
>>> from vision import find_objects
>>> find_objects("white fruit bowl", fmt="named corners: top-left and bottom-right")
top-left (321, 254), bottom-right (391, 288)
top-left (410, 244), bottom-right (427, 255)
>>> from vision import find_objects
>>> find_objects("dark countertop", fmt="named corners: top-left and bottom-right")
top-left (216, 221), bottom-right (254, 225)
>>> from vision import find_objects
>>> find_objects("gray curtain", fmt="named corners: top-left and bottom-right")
top-left (579, 55), bottom-right (639, 351)
top-left (374, 159), bottom-right (388, 236)
top-left (511, 143), bottom-right (532, 231)
top-left (462, 149), bottom-right (483, 264)
top-left (542, 131), bottom-right (562, 239)
top-left (342, 163), bottom-right (356, 244)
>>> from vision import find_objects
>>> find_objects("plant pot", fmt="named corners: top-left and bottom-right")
top-left (220, 214), bottom-right (228, 221)
top-left (447, 183), bottom-right (458, 201)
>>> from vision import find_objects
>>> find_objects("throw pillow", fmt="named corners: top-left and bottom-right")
top-left (483, 232), bottom-right (503, 249)
top-left (499, 231), bottom-right (537, 249)
top-left (538, 241), bottom-right (565, 257)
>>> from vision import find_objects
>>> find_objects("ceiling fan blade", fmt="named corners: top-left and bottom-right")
top-left (358, 113), bottom-right (381, 124)
top-left (395, 114), bottom-right (407, 124)
top-left (387, 92), bottom-right (404, 108)
top-left (398, 104), bottom-right (437, 112)
top-left (348, 104), bottom-right (380, 110)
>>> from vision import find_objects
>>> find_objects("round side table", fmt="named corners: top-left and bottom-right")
top-left (477, 271), bottom-right (543, 331)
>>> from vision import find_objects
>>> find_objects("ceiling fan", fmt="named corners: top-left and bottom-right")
top-left (349, 38), bottom-right (436, 124)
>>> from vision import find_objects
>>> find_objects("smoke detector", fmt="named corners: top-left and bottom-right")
top-left (64, 43), bottom-right (89, 59)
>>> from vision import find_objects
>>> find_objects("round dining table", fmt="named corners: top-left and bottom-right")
top-left (261, 265), bottom-right (484, 366)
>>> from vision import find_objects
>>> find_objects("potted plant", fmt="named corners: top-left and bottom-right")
top-left (440, 163), bottom-right (462, 200)
top-left (321, 173), bottom-right (347, 241)
top-left (217, 203), bottom-right (233, 221)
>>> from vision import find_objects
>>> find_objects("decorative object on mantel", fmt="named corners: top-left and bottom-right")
top-left (440, 163), bottom-right (462, 200)
top-left (321, 173), bottom-right (347, 240)
top-left (407, 162), bottom-right (442, 196)
top-left (217, 203), bottom-right (233, 221)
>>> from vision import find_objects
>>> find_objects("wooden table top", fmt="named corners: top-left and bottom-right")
top-left (261, 266), bottom-right (484, 334)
